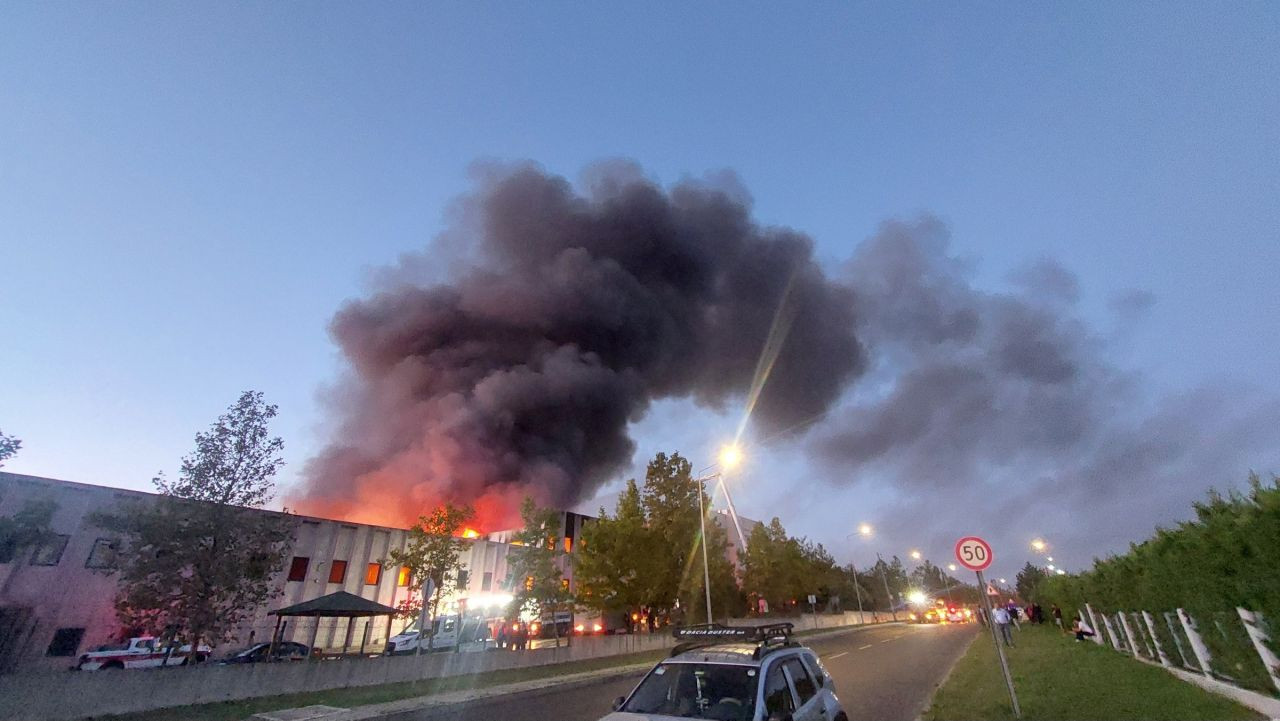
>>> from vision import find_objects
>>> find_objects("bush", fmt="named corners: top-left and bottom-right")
top-left (1040, 474), bottom-right (1280, 696)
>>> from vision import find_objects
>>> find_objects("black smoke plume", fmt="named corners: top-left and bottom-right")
top-left (295, 163), bottom-right (863, 527)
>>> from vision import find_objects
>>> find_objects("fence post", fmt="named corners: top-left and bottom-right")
top-left (1236, 607), bottom-right (1280, 695)
top-left (1100, 612), bottom-right (1122, 651)
top-left (1142, 611), bottom-right (1171, 667)
top-left (1176, 608), bottom-right (1214, 676)
top-left (1131, 612), bottom-right (1154, 660)
top-left (1118, 612), bottom-right (1141, 658)
top-left (1084, 604), bottom-right (1106, 646)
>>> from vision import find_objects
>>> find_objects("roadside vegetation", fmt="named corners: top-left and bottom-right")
top-left (923, 624), bottom-right (1261, 721)
top-left (1017, 473), bottom-right (1280, 696)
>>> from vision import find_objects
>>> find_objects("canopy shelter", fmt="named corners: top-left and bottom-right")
top-left (268, 591), bottom-right (399, 658)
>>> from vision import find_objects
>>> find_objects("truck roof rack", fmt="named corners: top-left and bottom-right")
top-left (669, 622), bottom-right (795, 657)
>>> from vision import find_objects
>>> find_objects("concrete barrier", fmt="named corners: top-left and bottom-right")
top-left (0, 612), bottom-right (879, 720)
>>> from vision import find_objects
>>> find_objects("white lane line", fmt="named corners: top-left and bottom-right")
top-left (826, 651), bottom-right (849, 660)
top-left (857, 644), bottom-right (873, 650)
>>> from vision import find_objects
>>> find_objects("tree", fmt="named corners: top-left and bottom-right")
top-left (641, 452), bottom-right (703, 614)
top-left (505, 497), bottom-right (573, 646)
top-left (94, 391), bottom-right (295, 659)
top-left (575, 479), bottom-right (652, 625)
top-left (0, 429), bottom-right (20, 467)
top-left (1016, 561), bottom-right (1049, 603)
top-left (386, 502), bottom-right (474, 651)
top-left (0, 499), bottom-right (56, 568)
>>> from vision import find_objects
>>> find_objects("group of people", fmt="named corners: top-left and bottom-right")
top-left (980, 601), bottom-right (1098, 645)
top-left (494, 622), bottom-right (531, 650)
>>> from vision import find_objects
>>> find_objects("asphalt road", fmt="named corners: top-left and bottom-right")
top-left (401, 622), bottom-right (976, 721)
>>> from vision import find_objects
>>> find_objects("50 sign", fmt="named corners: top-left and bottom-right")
top-left (955, 536), bottom-right (993, 571)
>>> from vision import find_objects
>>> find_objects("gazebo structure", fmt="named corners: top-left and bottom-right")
top-left (268, 591), bottom-right (399, 658)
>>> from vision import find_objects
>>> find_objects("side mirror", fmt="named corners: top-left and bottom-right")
top-left (612, 696), bottom-right (626, 711)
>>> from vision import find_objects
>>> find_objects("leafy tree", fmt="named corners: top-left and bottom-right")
top-left (1015, 561), bottom-right (1049, 603)
top-left (575, 479), bottom-right (652, 625)
top-left (94, 391), bottom-right (295, 658)
top-left (386, 502), bottom-right (474, 651)
top-left (0, 499), bottom-right (56, 568)
top-left (0, 429), bottom-right (20, 467)
top-left (506, 497), bottom-right (573, 646)
top-left (641, 452), bottom-right (704, 614)
top-left (865, 555), bottom-right (909, 612)
top-left (683, 510), bottom-right (743, 623)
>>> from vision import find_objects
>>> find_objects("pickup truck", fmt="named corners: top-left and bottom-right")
top-left (76, 637), bottom-right (212, 670)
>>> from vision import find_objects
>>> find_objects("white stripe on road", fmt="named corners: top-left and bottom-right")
top-left (825, 651), bottom-right (849, 660)
top-left (857, 644), bottom-right (873, 650)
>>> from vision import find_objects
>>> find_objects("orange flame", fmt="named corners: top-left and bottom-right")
top-left (461, 528), bottom-right (481, 539)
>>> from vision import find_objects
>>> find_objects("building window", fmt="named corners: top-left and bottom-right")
top-left (328, 560), bottom-right (348, 584)
top-left (30, 534), bottom-right (69, 566)
top-left (397, 566), bottom-right (412, 587)
top-left (481, 572), bottom-right (493, 591)
top-left (85, 538), bottom-right (120, 569)
top-left (456, 569), bottom-right (469, 589)
top-left (47, 627), bottom-right (85, 657)
top-left (287, 556), bottom-right (310, 582)
top-left (365, 563), bottom-right (382, 585)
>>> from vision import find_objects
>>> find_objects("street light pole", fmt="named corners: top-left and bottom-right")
top-left (876, 552), bottom-right (898, 622)
top-left (695, 473), bottom-right (714, 625)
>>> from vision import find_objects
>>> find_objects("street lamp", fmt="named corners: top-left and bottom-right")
top-left (851, 523), bottom-right (897, 621)
top-left (692, 444), bottom-right (747, 625)
top-left (910, 550), bottom-right (922, 561)
top-left (858, 523), bottom-right (873, 537)
top-left (1031, 539), bottom-right (1047, 553)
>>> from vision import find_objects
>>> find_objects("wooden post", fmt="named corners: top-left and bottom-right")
top-left (267, 615), bottom-right (282, 662)
top-left (308, 617), bottom-right (321, 660)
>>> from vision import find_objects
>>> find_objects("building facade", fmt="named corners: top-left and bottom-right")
top-left (0, 472), bottom-right (590, 673)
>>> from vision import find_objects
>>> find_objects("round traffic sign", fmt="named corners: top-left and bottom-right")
top-left (955, 536), bottom-right (994, 571)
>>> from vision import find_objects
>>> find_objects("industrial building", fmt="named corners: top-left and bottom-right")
top-left (0, 472), bottom-right (592, 672)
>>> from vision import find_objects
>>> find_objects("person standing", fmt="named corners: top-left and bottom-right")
top-left (1052, 604), bottom-right (1064, 630)
top-left (993, 606), bottom-right (1015, 646)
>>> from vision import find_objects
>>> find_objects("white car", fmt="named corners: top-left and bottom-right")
top-left (600, 623), bottom-right (846, 721)
top-left (76, 636), bottom-right (211, 670)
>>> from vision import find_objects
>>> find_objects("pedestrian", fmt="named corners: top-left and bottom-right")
top-left (1051, 604), bottom-right (1063, 630)
top-left (1032, 603), bottom-right (1044, 624)
top-left (1071, 617), bottom-right (1096, 642)
top-left (993, 606), bottom-right (1015, 646)
top-left (496, 622), bottom-right (508, 650)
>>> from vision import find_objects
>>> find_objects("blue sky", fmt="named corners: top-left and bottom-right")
top-left (3, 2), bottom-right (1277, 580)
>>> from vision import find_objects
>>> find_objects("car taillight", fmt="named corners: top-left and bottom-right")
top-left (574, 624), bottom-right (585, 633)
top-left (593, 623), bottom-right (603, 633)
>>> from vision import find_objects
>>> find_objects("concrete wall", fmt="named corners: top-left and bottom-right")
top-left (0, 612), bottom-right (880, 721)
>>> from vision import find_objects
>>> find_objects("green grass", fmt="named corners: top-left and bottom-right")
top-left (102, 648), bottom-right (670, 721)
top-left (923, 624), bottom-right (1263, 721)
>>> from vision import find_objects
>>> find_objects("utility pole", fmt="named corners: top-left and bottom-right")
top-left (876, 552), bottom-right (898, 621)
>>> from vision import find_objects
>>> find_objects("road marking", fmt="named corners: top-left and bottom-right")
top-left (880, 638), bottom-right (894, 643)
top-left (826, 651), bottom-right (849, 660)
top-left (857, 644), bottom-right (873, 650)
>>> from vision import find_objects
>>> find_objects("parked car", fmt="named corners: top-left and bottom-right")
top-left (220, 641), bottom-right (312, 664)
top-left (76, 637), bottom-right (211, 670)
top-left (601, 622), bottom-right (847, 721)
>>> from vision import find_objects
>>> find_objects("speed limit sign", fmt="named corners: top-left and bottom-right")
top-left (955, 536), bottom-right (993, 571)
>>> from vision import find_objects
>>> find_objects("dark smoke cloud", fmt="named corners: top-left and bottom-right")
top-left (812, 217), bottom-right (1280, 567)
top-left (296, 163), bottom-right (863, 527)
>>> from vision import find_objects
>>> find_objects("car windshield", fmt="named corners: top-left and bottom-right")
top-left (623, 662), bottom-right (757, 720)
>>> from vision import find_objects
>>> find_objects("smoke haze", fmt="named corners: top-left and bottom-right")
top-left (294, 163), bottom-right (862, 527)
top-left (295, 162), bottom-right (1280, 563)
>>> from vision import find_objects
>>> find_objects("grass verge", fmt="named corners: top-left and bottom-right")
top-left (922, 624), bottom-right (1262, 720)
top-left (103, 648), bottom-right (669, 721)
